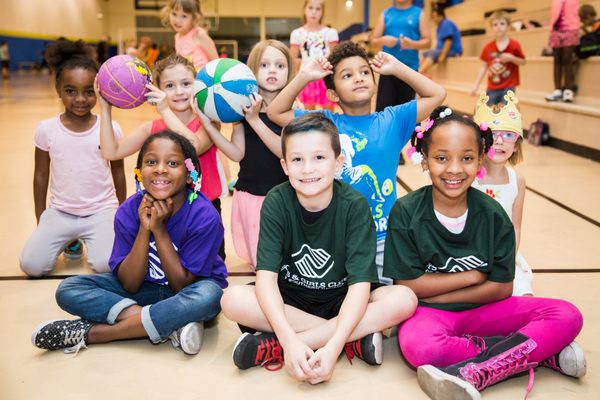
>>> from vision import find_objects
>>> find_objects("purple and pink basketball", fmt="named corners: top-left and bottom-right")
top-left (97, 55), bottom-right (152, 109)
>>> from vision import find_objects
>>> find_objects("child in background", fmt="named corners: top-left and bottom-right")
top-left (221, 113), bottom-right (417, 383)
top-left (580, 4), bottom-right (600, 34)
top-left (161, 0), bottom-right (218, 71)
top-left (268, 42), bottom-right (446, 284)
top-left (161, 0), bottom-right (234, 195)
top-left (470, 11), bottom-right (526, 105)
top-left (19, 39), bottom-right (126, 277)
top-left (371, 0), bottom-right (431, 109)
top-left (32, 132), bottom-right (227, 355)
top-left (194, 40), bottom-right (293, 268)
top-left (383, 107), bottom-right (585, 400)
top-left (546, 0), bottom-right (580, 102)
top-left (98, 54), bottom-right (227, 260)
top-left (419, 6), bottom-right (463, 75)
top-left (290, 0), bottom-right (339, 111)
top-left (472, 91), bottom-right (533, 296)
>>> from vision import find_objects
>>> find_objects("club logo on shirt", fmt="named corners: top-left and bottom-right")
top-left (425, 255), bottom-right (488, 273)
top-left (148, 240), bottom-right (179, 283)
top-left (292, 244), bottom-right (335, 279)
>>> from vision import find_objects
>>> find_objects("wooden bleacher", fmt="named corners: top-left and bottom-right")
top-left (429, 0), bottom-right (600, 155)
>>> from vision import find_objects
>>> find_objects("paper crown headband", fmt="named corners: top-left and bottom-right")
top-left (473, 90), bottom-right (523, 137)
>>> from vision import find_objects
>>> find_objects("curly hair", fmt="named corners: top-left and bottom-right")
top-left (411, 106), bottom-right (493, 157)
top-left (44, 39), bottom-right (98, 87)
top-left (324, 41), bottom-right (373, 91)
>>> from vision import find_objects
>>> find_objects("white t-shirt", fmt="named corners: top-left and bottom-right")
top-left (290, 26), bottom-right (339, 64)
top-left (34, 114), bottom-right (122, 216)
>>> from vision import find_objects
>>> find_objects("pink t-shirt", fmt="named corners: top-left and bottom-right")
top-left (175, 27), bottom-right (210, 71)
top-left (34, 115), bottom-right (122, 216)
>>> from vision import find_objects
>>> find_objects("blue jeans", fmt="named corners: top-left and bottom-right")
top-left (55, 273), bottom-right (223, 343)
top-left (422, 48), bottom-right (461, 63)
top-left (486, 87), bottom-right (515, 105)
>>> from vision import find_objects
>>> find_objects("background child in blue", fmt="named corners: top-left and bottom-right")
top-left (32, 131), bottom-right (227, 356)
top-left (268, 41), bottom-right (446, 284)
top-left (371, 0), bottom-right (431, 108)
top-left (419, 6), bottom-right (463, 74)
top-left (221, 113), bottom-right (417, 384)
top-left (383, 107), bottom-right (585, 400)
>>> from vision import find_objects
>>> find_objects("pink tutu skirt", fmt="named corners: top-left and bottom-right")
top-left (298, 79), bottom-right (336, 108)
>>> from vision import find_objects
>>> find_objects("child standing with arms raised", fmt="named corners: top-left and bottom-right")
top-left (221, 114), bottom-right (417, 383)
top-left (290, 0), bottom-right (339, 111)
top-left (470, 11), bottom-right (526, 105)
top-left (99, 54), bottom-right (226, 259)
top-left (472, 91), bottom-right (533, 296)
top-left (20, 39), bottom-right (126, 277)
top-left (194, 40), bottom-right (293, 268)
top-left (269, 42), bottom-right (445, 284)
top-left (384, 107), bottom-right (585, 400)
top-left (32, 132), bottom-right (227, 355)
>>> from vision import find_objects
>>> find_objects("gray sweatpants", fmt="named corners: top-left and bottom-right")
top-left (19, 207), bottom-right (116, 277)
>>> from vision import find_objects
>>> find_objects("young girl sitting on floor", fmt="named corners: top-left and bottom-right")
top-left (383, 106), bottom-right (585, 400)
top-left (32, 132), bottom-right (227, 355)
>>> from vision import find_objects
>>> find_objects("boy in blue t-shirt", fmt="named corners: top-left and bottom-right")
top-left (268, 41), bottom-right (445, 284)
top-left (419, 6), bottom-right (463, 74)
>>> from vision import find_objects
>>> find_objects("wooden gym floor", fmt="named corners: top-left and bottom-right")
top-left (0, 74), bottom-right (598, 399)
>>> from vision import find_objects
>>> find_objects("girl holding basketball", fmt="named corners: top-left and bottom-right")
top-left (19, 38), bottom-right (126, 277)
top-left (192, 40), bottom-right (293, 268)
top-left (98, 53), bottom-right (227, 259)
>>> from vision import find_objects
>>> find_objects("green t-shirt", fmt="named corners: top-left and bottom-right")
top-left (257, 180), bottom-right (379, 304)
top-left (383, 186), bottom-right (515, 311)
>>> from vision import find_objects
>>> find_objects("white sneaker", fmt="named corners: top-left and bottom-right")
top-left (169, 322), bottom-right (204, 355)
top-left (562, 89), bottom-right (574, 103)
top-left (540, 341), bottom-right (586, 378)
top-left (545, 89), bottom-right (563, 102)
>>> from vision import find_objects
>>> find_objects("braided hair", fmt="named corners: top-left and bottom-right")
top-left (410, 106), bottom-right (493, 158)
top-left (45, 39), bottom-right (98, 87)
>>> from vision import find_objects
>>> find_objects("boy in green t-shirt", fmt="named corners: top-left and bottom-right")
top-left (221, 113), bottom-right (417, 384)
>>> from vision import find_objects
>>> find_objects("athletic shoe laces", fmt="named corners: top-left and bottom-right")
top-left (255, 336), bottom-right (283, 371)
top-left (344, 340), bottom-right (362, 365)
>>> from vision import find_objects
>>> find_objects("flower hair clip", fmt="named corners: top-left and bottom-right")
top-left (406, 145), bottom-right (423, 165)
top-left (133, 168), bottom-right (143, 195)
top-left (185, 158), bottom-right (201, 204)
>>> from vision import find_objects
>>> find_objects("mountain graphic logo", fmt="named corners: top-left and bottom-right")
top-left (292, 244), bottom-right (335, 279)
top-left (426, 255), bottom-right (488, 273)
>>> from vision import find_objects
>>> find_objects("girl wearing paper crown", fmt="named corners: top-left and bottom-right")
top-left (472, 90), bottom-right (533, 296)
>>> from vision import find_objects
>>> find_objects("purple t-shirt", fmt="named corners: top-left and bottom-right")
top-left (109, 191), bottom-right (228, 288)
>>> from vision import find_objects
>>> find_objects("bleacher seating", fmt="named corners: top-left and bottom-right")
top-left (429, 0), bottom-right (600, 154)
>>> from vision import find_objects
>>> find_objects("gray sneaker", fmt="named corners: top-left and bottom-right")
top-left (169, 322), bottom-right (204, 355)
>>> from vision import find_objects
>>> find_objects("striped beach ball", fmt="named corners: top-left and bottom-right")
top-left (97, 55), bottom-right (151, 109)
top-left (194, 58), bottom-right (258, 123)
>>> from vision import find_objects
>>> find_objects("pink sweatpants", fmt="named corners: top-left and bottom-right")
top-left (399, 296), bottom-right (583, 368)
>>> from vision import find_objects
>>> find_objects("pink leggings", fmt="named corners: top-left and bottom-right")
top-left (399, 296), bottom-right (583, 368)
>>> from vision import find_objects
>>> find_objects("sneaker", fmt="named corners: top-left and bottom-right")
top-left (344, 332), bottom-right (383, 366)
top-left (169, 322), bottom-right (204, 355)
top-left (540, 341), bottom-right (586, 378)
top-left (417, 333), bottom-right (537, 400)
top-left (63, 240), bottom-right (83, 260)
top-left (232, 332), bottom-right (283, 370)
top-left (562, 89), bottom-right (574, 103)
top-left (545, 89), bottom-right (563, 102)
top-left (32, 319), bottom-right (93, 354)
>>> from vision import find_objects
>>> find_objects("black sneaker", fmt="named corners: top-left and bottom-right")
top-left (232, 332), bottom-right (283, 370)
top-left (344, 332), bottom-right (383, 365)
top-left (32, 319), bottom-right (93, 353)
top-left (63, 240), bottom-right (83, 260)
top-left (169, 322), bottom-right (204, 355)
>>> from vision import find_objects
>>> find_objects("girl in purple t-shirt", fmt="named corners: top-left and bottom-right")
top-left (32, 132), bottom-right (227, 356)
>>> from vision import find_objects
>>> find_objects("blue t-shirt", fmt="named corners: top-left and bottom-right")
top-left (436, 18), bottom-right (463, 55)
top-left (382, 6), bottom-right (422, 71)
top-left (294, 100), bottom-right (417, 241)
top-left (109, 191), bottom-right (228, 288)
